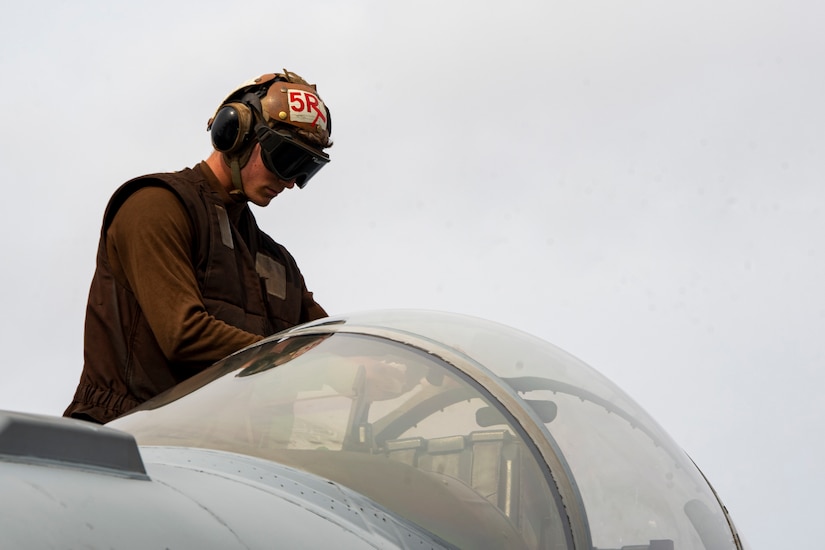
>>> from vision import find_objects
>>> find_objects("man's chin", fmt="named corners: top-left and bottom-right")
top-left (249, 195), bottom-right (273, 207)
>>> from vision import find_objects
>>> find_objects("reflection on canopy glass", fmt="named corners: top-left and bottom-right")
top-left (113, 333), bottom-right (569, 550)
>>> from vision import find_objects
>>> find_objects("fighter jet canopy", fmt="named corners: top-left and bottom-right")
top-left (112, 310), bottom-right (742, 550)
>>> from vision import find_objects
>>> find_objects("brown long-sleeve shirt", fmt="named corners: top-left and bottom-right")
top-left (107, 183), bottom-right (264, 365)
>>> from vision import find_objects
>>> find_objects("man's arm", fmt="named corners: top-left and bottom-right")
top-left (107, 186), bottom-right (262, 366)
top-left (300, 285), bottom-right (328, 323)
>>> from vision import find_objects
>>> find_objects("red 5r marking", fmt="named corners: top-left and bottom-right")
top-left (289, 90), bottom-right (327, 126)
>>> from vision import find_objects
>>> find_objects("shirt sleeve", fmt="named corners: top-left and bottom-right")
top-left (107, 186), bottom-right (263, 367)
top-left (301, 284), bottom-right (328, 323)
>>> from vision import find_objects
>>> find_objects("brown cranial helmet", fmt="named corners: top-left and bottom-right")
top-left (207, 70), bottom-right (332, 190)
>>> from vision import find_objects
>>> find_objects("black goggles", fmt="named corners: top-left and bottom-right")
top-left (254, 124), bottom-right (330, 188)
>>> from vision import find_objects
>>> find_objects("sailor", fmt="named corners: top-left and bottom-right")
top-left (64, 70), bottom-right (332, 423)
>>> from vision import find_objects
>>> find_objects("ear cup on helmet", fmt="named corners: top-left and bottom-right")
top-left (210, 102), bottom-right (254, 153)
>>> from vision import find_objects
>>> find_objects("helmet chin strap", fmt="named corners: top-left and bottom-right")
top-left (224, 145), bottom-right (256, 199)
top-left (228, 157), bottom-right (246, 198)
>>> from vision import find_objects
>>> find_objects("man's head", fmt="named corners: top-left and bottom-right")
top-left (207, 70), bottom-right (332, 193)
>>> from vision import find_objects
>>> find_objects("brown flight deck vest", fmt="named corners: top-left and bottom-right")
top-left (65, 165), bottom-right (320, 423)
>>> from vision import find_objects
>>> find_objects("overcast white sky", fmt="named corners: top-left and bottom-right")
top-left (2, 1), bottom-right (823, 547)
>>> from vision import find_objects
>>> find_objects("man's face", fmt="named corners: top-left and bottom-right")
top-left (241, 144), bottom-right (297, 207)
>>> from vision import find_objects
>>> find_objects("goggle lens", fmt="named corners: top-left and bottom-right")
top-left (255, 126), bottom-right (329, 188)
